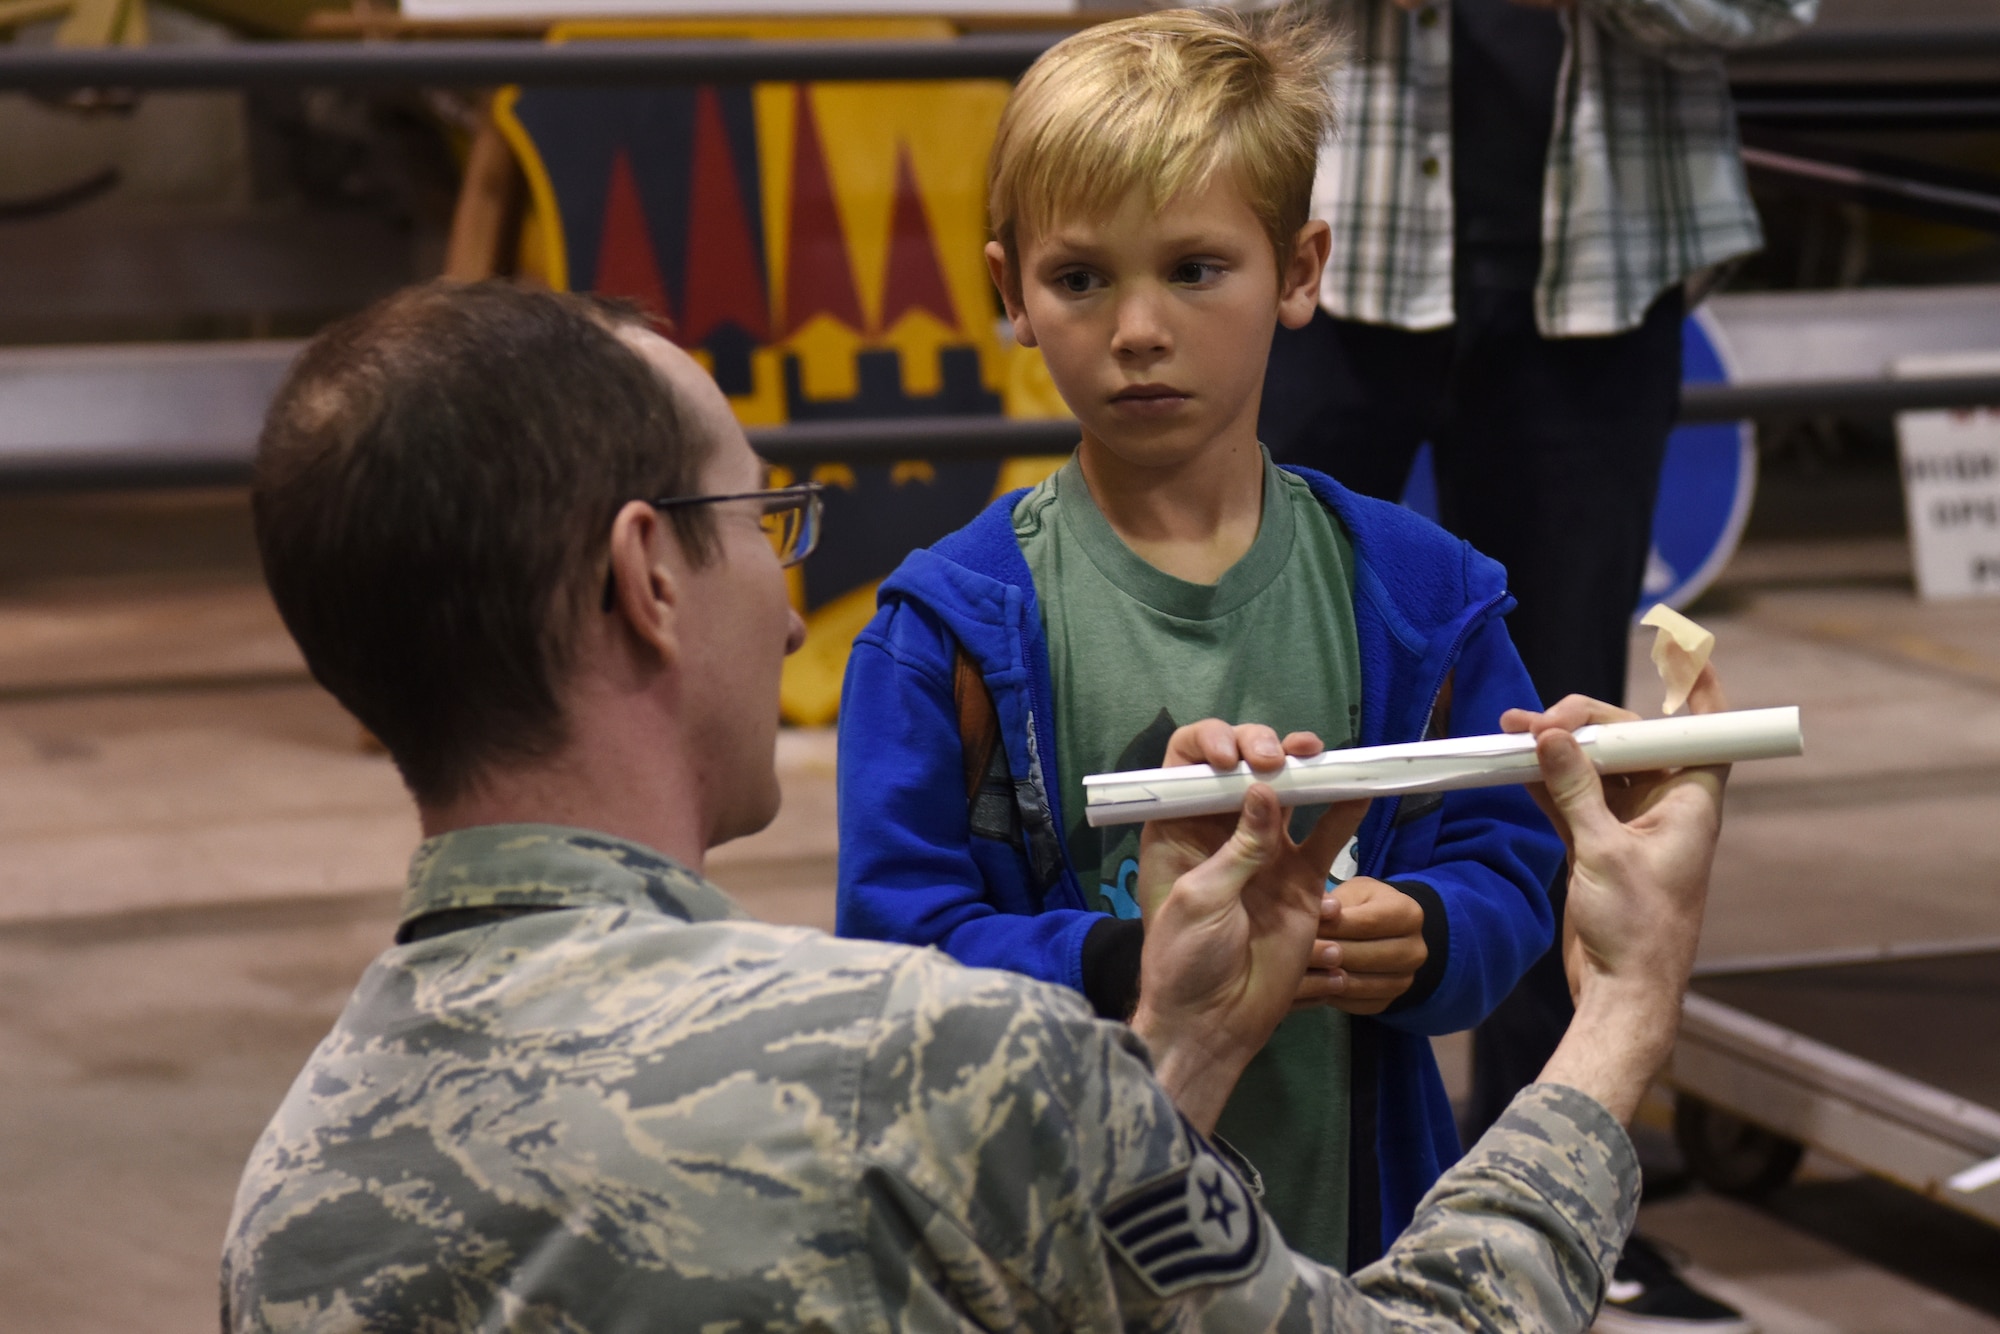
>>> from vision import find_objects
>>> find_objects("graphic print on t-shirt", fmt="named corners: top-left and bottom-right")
top-left (1068, 707), bottom-right (1178, 919)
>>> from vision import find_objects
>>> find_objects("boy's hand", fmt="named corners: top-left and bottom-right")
top-left (1296, 877), bottom-right (1427, 1014)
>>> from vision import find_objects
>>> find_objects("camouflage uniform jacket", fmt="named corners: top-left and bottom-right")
top-left (222, 824), bottom-right (1641, 1332)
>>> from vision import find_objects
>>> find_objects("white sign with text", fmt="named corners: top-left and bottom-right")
top-left (1896, 351), bottom-right (2000, 601)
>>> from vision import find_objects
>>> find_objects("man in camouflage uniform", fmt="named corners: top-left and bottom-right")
top-left (224, 280), bottom-right (1727, 1332)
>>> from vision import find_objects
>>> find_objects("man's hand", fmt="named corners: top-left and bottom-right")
top-left (1500, 662), bottom-right (1727, 843)
top-left (1129, 720), bottom-right (1369, 1134)
top-left (1297, 877), bottom-right (1426, 1014)
top-left (1511, 666), bottom-right (1729, 1123)
top-left (1133, 720), bottom-right (1327, 922)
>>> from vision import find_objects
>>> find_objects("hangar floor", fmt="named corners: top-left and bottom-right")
top-left (1, 488), bottom-right (1997, 1333)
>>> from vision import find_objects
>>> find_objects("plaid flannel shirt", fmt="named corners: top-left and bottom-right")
top-left (1313, 0), bottom-right (1817, 337)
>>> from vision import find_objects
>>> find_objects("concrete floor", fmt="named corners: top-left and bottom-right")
top-left (1, 490), bottom-right (1997, 1332)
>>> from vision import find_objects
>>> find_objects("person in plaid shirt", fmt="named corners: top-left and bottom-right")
top-left (1258, 0), bottom-right (1814, 1328)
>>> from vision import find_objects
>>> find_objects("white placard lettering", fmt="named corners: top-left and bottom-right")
top-left (1895, 352), bottom-right (2000, 601)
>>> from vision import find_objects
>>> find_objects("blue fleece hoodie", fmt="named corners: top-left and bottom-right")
top-left (835, 465), bottom-right (1561, 1265)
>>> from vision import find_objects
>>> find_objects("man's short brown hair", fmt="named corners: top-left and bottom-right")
top-left (254, 281), bottom-right (715, 806)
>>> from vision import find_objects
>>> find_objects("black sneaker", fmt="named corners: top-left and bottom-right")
top-left (1595, 1234), bottom-right (1755, 1333)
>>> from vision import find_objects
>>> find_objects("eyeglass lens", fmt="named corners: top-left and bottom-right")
top-left (758, 492), bottom-right (821, 567)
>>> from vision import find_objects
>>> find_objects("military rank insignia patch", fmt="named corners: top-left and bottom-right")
top-left (1099, 1127), bottom-right (1266, 1296)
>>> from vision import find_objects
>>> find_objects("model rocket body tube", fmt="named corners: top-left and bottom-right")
top-left (1082, 706), bottom-right (1801, 828)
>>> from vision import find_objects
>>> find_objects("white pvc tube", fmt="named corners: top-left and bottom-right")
top-left (1082, 706), bottom-right (1802, 828)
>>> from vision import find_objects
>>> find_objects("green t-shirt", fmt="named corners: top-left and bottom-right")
top-left (1015, 451), bottom-right (1365, 1268)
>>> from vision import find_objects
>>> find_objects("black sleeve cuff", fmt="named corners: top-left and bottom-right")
top-left (1383, 879), bottom-right (1449, 1014)
top-left (1081, 916), bottom-right (1144, 1020)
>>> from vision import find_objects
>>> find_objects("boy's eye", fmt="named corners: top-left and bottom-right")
top-left (1053, 270), bottom-right (1101, 295)
top-left (1171, 261), bottom-right (1223, 285)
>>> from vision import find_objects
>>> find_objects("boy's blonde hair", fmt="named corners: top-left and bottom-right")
top-left (988, 7), bottom-right (1339, 287)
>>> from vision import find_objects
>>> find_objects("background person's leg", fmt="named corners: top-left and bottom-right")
top-left (1258, 308), bottom-right (1450, 498)
top-left (1433, 286), bottom-right (1684, 711)
top-left (1436, 285), bottom-right (1684, 1137)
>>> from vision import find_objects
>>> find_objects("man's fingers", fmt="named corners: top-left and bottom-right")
top-left (1282, 730), bottom-right (1326, 759)
top-left (1298, 798), bottom-right (1370, 875)
top-left (1179, 783), bottom-right (1285, 905)
top-left (1535, 694), bottom-right (1641, 735)
top-left (1685, 663), bottom-right (1729, 716)
top-left (1523, 781), bottom-right (1573, 849)
top-left (1162, 719), bottom-right (1291, 772)
top-left (1235, 725), bottom-right (1287, 772)
top-left (1534, 729), bottom-right (1618, 845)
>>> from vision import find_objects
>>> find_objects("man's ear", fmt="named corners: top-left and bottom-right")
top-left (605, 500), bottom-right (680, 669)
top-left (1278, 220), bottom-right (1332, 330)
top-left (985, 240), bottom-right (1038, 348)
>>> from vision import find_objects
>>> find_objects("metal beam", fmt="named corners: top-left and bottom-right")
top-left (1681, 374), bottom-right (2000, 422)
top-left (1743, 24), bottom-right (2000, 66)
top-left (748, 415), bottom-right (1076, 467)
top-left (0, 24), bottom-right (1990, 92)
top-left (0, 34), bottom-right (1061, 91)
top-left (1735, 91), bottom-right (2000, 129)
top-left (1, 342), bottom-right (1997, 485)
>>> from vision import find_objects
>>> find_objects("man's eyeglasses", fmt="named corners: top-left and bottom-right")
top-left (654, 483), bottom-right (825, 567)
top-left (602, 483), bottom-right (826, 610)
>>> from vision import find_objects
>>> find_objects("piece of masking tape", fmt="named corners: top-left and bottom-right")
top-left (1641, 605), bottom-right (1715, 716)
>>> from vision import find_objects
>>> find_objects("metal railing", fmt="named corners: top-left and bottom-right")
top-left (0, 35), bottom-right (1060, 90)
top-left (0, 23), bottom-right (1992, 482)
top-left (0, 24), bottom-right (1990, 93)
top-left (740, 375), bottom-right (2000, 467)
top-left (0, 375), bottom-right (1990, 486)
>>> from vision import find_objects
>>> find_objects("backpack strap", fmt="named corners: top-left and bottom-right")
top-left (953, 646), bottom-right (1021, 843)
top-left (1427, 669), bottom-right (1455, 741)
top-left (1394, 669), bottom-right (1456, 827)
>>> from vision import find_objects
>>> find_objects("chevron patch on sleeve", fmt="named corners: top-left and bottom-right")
top-left (1099, 1128), bottom-right (1267, 1297)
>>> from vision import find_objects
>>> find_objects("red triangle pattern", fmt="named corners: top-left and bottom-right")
top-left (681, 86), bottom-right (770, 346)
top-left (880, 147), bottom-right (957, 331)
top-left (594, 149), bottom-right (673, 324)
top-left (782, 86), bottom-right (867, 335)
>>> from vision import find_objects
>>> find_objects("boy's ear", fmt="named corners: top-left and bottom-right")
top-left (984, 240), bottom-right (1039, 348)
top-left (1278, 220), bottom-right (1332, 331)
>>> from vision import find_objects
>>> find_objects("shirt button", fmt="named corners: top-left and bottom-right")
top-left (1417, 6), bottom-right (1439, 27)
top-left (1421, 156), bottom-right (1440, 177)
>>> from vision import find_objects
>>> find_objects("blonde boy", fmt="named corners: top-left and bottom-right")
top-left (837, 8), bottom-right (1562, 1268)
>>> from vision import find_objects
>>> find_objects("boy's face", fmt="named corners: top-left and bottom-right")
top-left (988, 172), bottom-right (1328, 472)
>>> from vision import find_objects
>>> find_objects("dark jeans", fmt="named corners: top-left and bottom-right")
top-left (1258, 284), bottom-right (1684, 1137)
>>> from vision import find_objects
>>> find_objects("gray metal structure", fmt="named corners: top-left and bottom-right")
top-left (0, 26), bottom-right (1985, 93)
top-left (1668, 942), bottom-right (2000, 1231)
top-left (0, 341), bottom-right (295, 487)
top-left (16, 277), bottom-right (2000, 485)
